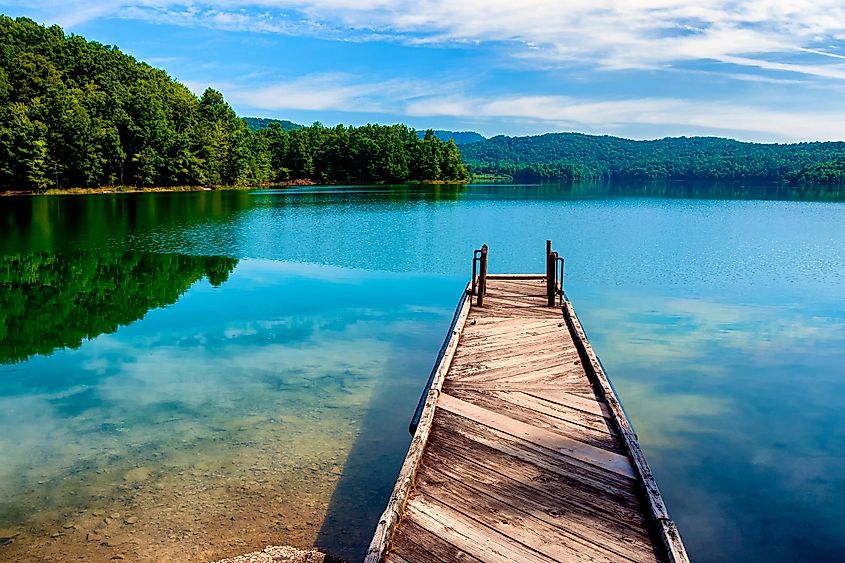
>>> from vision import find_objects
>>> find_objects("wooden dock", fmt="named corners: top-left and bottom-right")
top-left (366, 243), bottom-right (688, 563)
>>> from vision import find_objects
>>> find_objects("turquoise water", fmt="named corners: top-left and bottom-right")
top-left (1, 183), bottom-right (844, 561)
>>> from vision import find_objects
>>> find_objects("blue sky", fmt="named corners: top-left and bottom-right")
top-left (4, 1), bottom-right (845, 141)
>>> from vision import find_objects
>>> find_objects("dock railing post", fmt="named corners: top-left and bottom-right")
top-left (545, 240), bottom-right (553, 306)
top-left (471, 249), bottom-right (480, 296)
top-left (551, 251), bottom-right (560, 306)
top-left (477, 244), bottom-right (488, 306)
top-left (546, 248), bottom-right (557, 307)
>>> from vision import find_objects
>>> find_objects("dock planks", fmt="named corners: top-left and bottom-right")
top-left (367, 275), bottom-right (687, 563)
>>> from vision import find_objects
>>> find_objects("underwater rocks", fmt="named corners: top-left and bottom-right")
top-left (212, 544), bottom-right (343, 563)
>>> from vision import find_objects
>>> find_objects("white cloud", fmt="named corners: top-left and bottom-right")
top-left (217, 72), bottom-right (470, 115)
top-left (26, 0), bottom-right (845, 79)
top-left (192, 67), bottom-right (845, 141)
top-left (11, 1), bottom-right (845, 139)
top-left (215, 69), bottom-right (845, 140)
top-left (16, 1), bottom-right (845, 79)
top-left (402, 92), bottom-right (845, 141)
top-left (224, 73), bottom-right (416, 112)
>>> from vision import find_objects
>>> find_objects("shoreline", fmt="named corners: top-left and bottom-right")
top-left (0, 179), bottom-right (471, 197)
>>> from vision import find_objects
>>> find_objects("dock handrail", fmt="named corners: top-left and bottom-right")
top-left (408, 283), bottom-right (472, 435)
top-left (471, 248), bottom-right (482, 296)
top-left (556, 254), bottom-right (565, 305)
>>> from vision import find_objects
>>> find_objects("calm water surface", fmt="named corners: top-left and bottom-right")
top-left (1, 182), bottom-right (844, 562)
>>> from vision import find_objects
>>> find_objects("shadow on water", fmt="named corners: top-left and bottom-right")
top-left (314, 354), bottom-right (426, 560)
top-left (313, 297), bottom-right (460, 561)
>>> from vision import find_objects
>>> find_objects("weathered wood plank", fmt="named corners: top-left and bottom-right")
top-left (492, 390), bottom-right (612, 432)
top-left (450, 361), bottom-right (588, 386)
top-left (445, 387), bottom-right (619, 451)
top-left (434, 408), bottom-right (639, 501)
top-left (519, 388), bottom-right (612, 418)
top-left (486, 287), bottom-right (548, 300)
top-left (384, 553), bottom-right (413, 563)
top-left (459, 322), bottom-right (566, 343)
top-left (389, 519), bottom-right (483, 563)
top-left (429, 421), bottom-right (642, 518)
top-left (422, 451), bottom-right (659, 563)
top-left (454, 335), bottom-right (579, 358)
top-left (486, 280), bottom-right (547, 292)
top-left (449, 349), bottom-right (583, 380)
top-left (475, 306), bottom-right (563, 319)
top-left (471, 365), bottom-right (591, 388)
top-left (444, 386), bottom-right (611, 418)
top-left (446, 385), bottom-right (607, 418)
top-left (453, 339), bottom-right (579, 365)
top-left (450, 348), bottom-right (582, 376)
top-left (437, 393), bottom-right (635, 477)
top-left (444, 379), bottom-right (593, 396)
top-left (407, 496), bottom-right (556, 563)
top-left (485, 274), bottom-right (545, 280)
top-left (452, 338), bottom-right (573, 363)
top-left (416, 465), bottom-right (628, 563)
top-left (481, 295), bottom-right (557, 309)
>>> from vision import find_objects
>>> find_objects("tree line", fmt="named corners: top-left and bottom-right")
top-left (0, 16), bottom-right (467, 191)
top-left (461, 132), bottom-right (845, 183)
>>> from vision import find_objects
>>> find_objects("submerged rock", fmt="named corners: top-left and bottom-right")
top-left (212, 545), bottom-right (344, 563)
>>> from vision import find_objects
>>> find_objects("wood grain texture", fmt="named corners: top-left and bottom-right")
top-left (371, 276), bottom-right (687, 563)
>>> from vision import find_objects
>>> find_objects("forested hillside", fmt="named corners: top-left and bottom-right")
top-left (416, 130), bottom-right (486, 145)
top-left (0, 16), bottom-right (468, 191)
top-left (462, 133), bottom-right (845, 183)
top-left (243, 117), bottom-right (301, 132)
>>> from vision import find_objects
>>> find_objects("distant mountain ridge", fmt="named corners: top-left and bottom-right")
top-left (460, 132), bottom-right (845, 183)
top-left (243, 117), bottom-right (302, 132)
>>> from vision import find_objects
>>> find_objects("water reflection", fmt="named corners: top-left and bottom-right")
top-left (574, 288), bottom-right (845, 562)
top-left (0, 258), bottom-right (456, 562)
top-left (463, 180), bottom-right (845, 202)
top-left (3, 181), bottom-right (844, 255)
top-left (0, 252), bottom-right (237, 364)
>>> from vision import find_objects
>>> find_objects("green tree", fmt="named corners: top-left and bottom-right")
top-left (0, 16), bottom-right (470, 190)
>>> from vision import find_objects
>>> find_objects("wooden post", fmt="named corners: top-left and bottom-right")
top-left (477, 244), bottom-right (488, 306)
top-left (546, 245), bottom-right (556, 307)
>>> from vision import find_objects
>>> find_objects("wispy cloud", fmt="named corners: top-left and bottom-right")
top-left (223, 73), bottom-right (453, 113)
top-left (404, 93), bottom-right (845, 140)
top-left (225, 77), bottom-right (845, 141)
top-left (24, 0), bottom-right (845, 81)
top-left (8, 1), bottom-right (845, 139)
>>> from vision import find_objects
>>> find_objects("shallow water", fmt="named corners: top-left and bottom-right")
top-left (1, 182), bottom-right (844, 561)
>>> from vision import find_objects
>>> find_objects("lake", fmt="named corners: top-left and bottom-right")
top-left (1, 182), bottom-right (844, 562)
